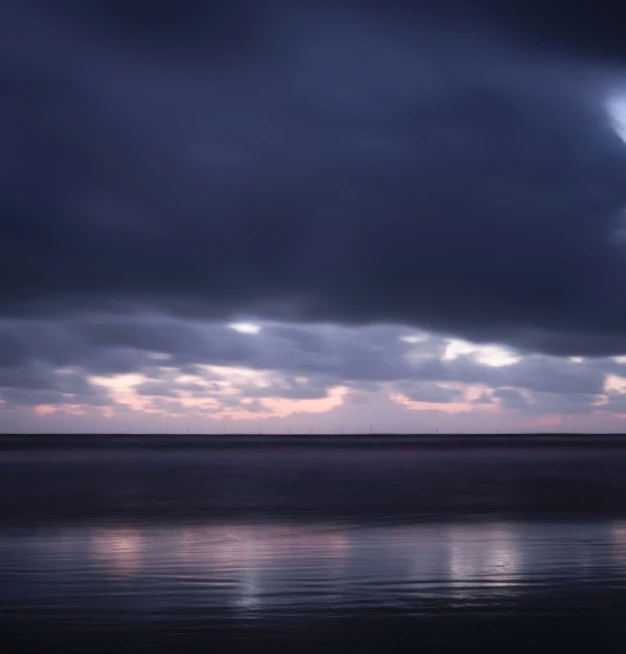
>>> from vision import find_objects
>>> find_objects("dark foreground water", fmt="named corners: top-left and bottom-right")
top-left (3, 435), bottom-right (626, 652)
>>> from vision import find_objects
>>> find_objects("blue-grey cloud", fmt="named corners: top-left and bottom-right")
top-left (2, 2), bottom-right (626, 358)
top-left (1, 316), bottom-right (625, 418)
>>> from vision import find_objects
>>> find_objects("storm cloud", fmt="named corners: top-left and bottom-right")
top-left (2, 1), bottom-right (626, 358)
top-left (4, 2), bottom-right (626, 431)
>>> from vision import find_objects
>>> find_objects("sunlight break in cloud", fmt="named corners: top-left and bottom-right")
top-left (229, 322), bottom-right (262, 334)
top-left (443, 340), bottom-right (521, 367)
top-left (607, 91), bottom-right (626, 146)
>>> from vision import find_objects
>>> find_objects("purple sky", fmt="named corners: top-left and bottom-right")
top-left (3, 1), bottom-right (626, 433)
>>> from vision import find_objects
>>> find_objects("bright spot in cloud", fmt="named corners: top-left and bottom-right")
top-left (605, 374), bottom-right (626, 394)
top-left (200, 365), bottom-right (272, 387)
top-left (89, 373), bottom-right (145, 392)
top-left (474, 347), bottom-right (520, 367)
top-left (34, 405), bottom-right (57, 416)
top-left (443, 340), bottom-right (475, 360)
top-left (607, 92), bottom-right (626, 145)
top-left (147, 352), bottom-right (172, 361)
top-left (399, 333), bottom-right (429, 343)
top-left (570, 357), bottom-right (584, 363)
top-left (443, 339), bottom-right (520, 367)
top-left (88, 373), bottom-right (147, 410)
top-left (229, 322), bottom-right (261, 334)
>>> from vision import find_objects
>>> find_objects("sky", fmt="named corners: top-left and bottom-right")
top-left (3, 0), bottom-right (626, 433)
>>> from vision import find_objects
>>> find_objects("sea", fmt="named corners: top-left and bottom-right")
top-left (2, 434), bottom-right (626, 653)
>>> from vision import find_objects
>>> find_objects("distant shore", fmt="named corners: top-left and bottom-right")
top-left (2, 432), bottom-right (626, 450)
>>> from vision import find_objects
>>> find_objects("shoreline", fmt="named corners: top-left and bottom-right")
top-left (2, 432), bottom-right (626, 450)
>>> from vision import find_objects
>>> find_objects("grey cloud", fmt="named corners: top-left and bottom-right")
top-left (242, 388), bottom-right (328, 400)
top-left (135, 379), bottom-right (220, 398)
top-left (3, 2), bottom-right (626, 356)
top-left (143, 398), bottom-right (189, 415)
top-left (491, 387), bottom-right (605, 415)
top-left (238, 400), bottom-right (266, 413)
top-left (0, 362), bottom-right (100, 394)
top-left (1, 389), bottom-right (76, 407)
top-left (493, 387), bottom-right (528, 410)
top-left (0, 386), bottom-right (113, 409)
top-left (5, 0), bottom-right (626, 419)
top-left (526, 392), bottom-right (604, 416)
top-left (134, 381), bottom-right (179, 398)
top-left (239, 377), bottom-right (331, 401)
top-left (501, 358), bottom-right (606, 395)
top-left (0, 358), bottom-right (114, 408)
top-left (596, 399), bottom-right (626, 414)
top-left (346, 392), bottom-right (371, 406)
top-left (0, 317), bottom-right (617, 401)
top-left (392, 380), bottom-right (465, 404)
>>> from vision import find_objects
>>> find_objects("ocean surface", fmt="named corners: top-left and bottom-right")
top-left (2, 435), bottom-right (626, 652)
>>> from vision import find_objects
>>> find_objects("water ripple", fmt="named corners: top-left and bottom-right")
top-left (3, 519), bottom-right (626, 618)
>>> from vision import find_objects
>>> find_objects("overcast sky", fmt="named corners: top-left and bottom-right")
top-left (3, 1), bottom-right (626, 433)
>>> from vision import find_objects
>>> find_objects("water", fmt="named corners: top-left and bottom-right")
top-left (3, 436), bottom-right (626, 652)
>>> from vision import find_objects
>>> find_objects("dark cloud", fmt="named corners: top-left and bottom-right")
top-left (239, 377), bottom-right (331, 401)
top-left (36, 1), bottom-right (626, 63)
top-left (135, 381), bottom-right (182, 398)
top-left (0, 388), bottom-right (113, 408)
top-left (493, 388), bottom-right (528, 410)
top-left (392, 380), bottom-right (465, 404)
top-left (528, 392), bottom-right (604, 416)
top-left (476, 1), bottom-right (626, 62)
top-left (144, 397), bottom-right (189, 415)
top-left (238, 400), bottom-right (266, 413)
top-left (492, 386), bottom-right (606, 415)
top-left (3, 1), bottom-right (626, 359)
top-left (135, 379), bottom-right (221, 398)
top-left (0, 362), bottom-right (113, 408)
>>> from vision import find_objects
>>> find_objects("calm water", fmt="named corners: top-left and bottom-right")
top-left (3, 436), bottom-right (626, 652)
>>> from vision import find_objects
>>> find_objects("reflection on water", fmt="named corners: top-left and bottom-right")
top-left (447, 524), bottom-right (521, 596)
top-left (611, 520), bottom-right (626, 567)
top-left (91, 528), bottom-right (143, 576)
top-left (2, 519), bottom-right (626, 617)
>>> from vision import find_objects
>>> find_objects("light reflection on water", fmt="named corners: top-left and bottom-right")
top-left (2, 520), bottom-right (626, 617)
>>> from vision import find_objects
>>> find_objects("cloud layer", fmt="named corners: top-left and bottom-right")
top-left (3, 1), bottom-right (626, 357)
top-left (4, 2), bottom-right (626, 431)
top-left (2, 315), bottom-right (626, 432)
